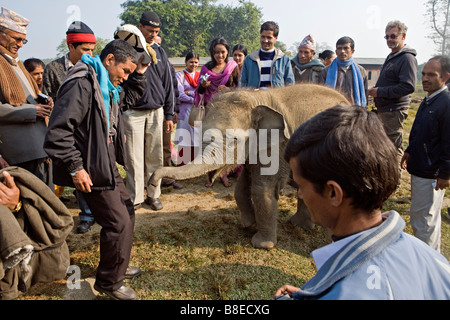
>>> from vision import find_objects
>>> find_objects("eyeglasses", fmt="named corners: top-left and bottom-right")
top-left (384, 34), bottom-right (402, 40)
top-left (2, 32), bottom-right (28, 44)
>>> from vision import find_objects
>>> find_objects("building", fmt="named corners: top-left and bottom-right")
top-left (354, 58), bottom-right (385, 88)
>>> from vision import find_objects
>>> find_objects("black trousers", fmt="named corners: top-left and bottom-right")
top-left (83, 144), bottom-right (135, 291)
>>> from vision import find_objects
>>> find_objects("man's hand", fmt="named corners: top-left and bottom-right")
top-left (72, 169), bottom-right (93, 193)
top-left (368, 87), bottom-right (378, 98)
top-left (274, 285), bottom-right (300, 299)
top-left (135, 54), bottom-right (151, 75)
top-left (165, 120), bottom-right (174, 134)
top-left (47, 96), bottom-right (54, 108)
top-left (400, 152), bottom-right (410, 170)
top-left (0, 171), bottom-right (20, 211)
top-left (36, 104), bottom-right (53, 119)
top-left (436, 178), bottom-right (450, 191)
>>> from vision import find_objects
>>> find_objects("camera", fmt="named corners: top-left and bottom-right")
top-left (37, 93), bottom-right (49, 105)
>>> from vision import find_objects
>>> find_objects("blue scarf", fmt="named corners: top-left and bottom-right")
top-left (325, 57), bottom-right (367, 108)
top-left (81, 54), bottom-right (122, 131)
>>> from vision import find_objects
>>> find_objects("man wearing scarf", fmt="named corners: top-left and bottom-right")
top-left (320, 37), bottom-right (368, 108)
top-left (291, 34), bottom-right (324, 84)
top-left (0, 7), bottom-right (53, 189)
top-left (42, 21), bottom-right (97, 234)
top-left (45, 40), bottom-right (147, 300)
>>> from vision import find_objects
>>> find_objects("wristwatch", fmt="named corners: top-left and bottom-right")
top-left (71, 171), bottom-right (79, 177)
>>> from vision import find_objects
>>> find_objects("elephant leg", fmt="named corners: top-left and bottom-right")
top-left (290, 197), bottom-right (314, 230)
top-left (235, 165), bottom-right (256, 228)
top-left (250, 165), bottom-right (285, 249)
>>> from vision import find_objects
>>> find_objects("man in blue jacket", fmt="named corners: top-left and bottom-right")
top-left (401, 56), bottom-right (450, 252)
top-left (239, 21), bottom-right (294, 89)
top-left (275, 106), bottom-right (449, 300)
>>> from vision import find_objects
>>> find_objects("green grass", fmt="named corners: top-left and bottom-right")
top-left (20, 87), bottom-right (449, 300)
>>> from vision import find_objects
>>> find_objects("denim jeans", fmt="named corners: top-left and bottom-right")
top-left (76, 190), bottom-right (94, 222)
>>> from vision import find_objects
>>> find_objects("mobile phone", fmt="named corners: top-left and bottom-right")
top-left (37, 93), bottom-right (49, 105)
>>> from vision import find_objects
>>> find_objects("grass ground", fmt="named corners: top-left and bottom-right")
top-left (19, 87), bottom-right (449, 300)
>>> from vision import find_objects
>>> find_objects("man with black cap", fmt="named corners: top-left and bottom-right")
top-left (42, 21), bottom-right (97, 234)
top-left (123, 11), bottom-right (176, 211)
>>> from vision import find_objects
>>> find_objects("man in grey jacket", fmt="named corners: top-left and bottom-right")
top-left (369, 21), bottom-right (417, 166)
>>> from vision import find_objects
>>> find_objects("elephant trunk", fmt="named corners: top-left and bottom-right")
top-left (148, 160), bottom-right (224, 188)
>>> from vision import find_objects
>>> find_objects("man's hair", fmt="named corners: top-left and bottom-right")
top-left (429, 55), bottom-right (450, 77)
top-left (24, 58), bottom-right (45, 73)
top-left (284, 106), bottom-right (399, 212)
top-left (319, 50), bottom-right (334, 60)
top-left (260, 21), bottom-right (279, 37)
top-left (386, 20), bottom-right (408, 34)
top-left (100, 39), bottom-right (138, 65)
top-left (336, 36), bottom-right (355, 50)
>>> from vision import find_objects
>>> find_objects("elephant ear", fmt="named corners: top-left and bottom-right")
top-left (251, 105), bottom-right (291, 141)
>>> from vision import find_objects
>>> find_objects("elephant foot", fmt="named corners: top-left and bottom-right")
top-left (289, 212), bottom-right (314, 230)
top-left (251, 232), bottom-right (277, 249)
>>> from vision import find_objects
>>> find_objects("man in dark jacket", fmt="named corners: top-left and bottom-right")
top-left (369, 20), bottom-right (417, 166)
top-left (44, 40), bottom-right (148, 300)
top-left (42, 21), bottom-right (97, 234)
top-left (123, 11), bottom-right (176, 211)
top-left (401, 56), bottom-right (450, 253)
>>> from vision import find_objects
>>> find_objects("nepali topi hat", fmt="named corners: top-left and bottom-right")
top-left (0, 7), bottom-right (30, 35)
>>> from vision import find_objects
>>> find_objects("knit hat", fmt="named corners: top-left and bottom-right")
top-left (66, 21), bottom-right (97, 45)
top-left (140, 11), bottom-right (161, 28)
top-left (300, 34), bottom-right (316, 51)
top-left (0, 7), bottom-right (29, 35)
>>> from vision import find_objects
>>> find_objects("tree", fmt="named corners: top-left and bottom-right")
top-left (120, 0), bottom-right (263, 57)
top-left (426, 0), bottom-right (450, 55)
top-left (56, 37), bottom-right (111, 57)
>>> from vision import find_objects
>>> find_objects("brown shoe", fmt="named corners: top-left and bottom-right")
top-left (94, 284), bottom-right (137, 300)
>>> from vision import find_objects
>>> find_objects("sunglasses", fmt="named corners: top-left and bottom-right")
top-left (384, 34), bottom-right (402, 40)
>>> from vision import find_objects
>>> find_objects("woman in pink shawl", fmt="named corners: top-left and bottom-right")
top-left (194, 37), bottom-right (239, 187)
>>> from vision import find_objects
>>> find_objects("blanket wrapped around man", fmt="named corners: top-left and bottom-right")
top-left (0, 167), bottom-right (73, 300)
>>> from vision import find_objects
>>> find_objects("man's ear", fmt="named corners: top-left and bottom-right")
top-left (326, 180), bottom-right (344, 207)
top-left (442, 72), bottom-right (450, 84)
top-left (104, 53), bottom-right (115, 67)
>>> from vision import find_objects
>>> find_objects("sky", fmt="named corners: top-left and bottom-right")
top-left (1, 0), bottom-right (437, 64)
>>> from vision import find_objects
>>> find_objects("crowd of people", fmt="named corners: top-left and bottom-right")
top-left (0, 5), bottom-right (449, 300)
